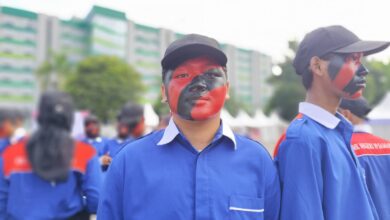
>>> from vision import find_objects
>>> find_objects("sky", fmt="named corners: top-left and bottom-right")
top-left (2, 0), bottom-right (390, 62)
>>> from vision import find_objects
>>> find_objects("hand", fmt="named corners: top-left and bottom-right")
top-left (101, 154), bottom-right (112, 166)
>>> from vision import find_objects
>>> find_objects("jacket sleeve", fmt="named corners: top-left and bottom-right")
top-left (0, 158), bottom-right (9, 219)
top-left (97, 153), bottom-right (124, 220)
top-left (276, 137), bottom-right (324, 220)
top-left (264, 157), bottom-right (281, 220)
top-left (82, 155), bottom-right (103, 213)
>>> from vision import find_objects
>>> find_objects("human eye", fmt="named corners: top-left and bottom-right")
top-left (204, 69), bottom-right (223, 78)
top-left (174, 73), bottom-right (189, 79)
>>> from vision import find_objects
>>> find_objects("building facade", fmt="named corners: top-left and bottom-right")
top-left (0, 5), bottom-right (273, 111)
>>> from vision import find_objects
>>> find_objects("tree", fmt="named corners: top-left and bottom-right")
top-left (36, 52), bottom-right (72, 91)
top-left (64, 55), bottom-right (145, 122)
top-left (224, 88), bottom-right (246, 117)
top-left (265, 40), bottom-right (305, 121)
top-left (364, 59), bottom-right (390, 105)
top-left (153, 93), bottom-right (170, 117)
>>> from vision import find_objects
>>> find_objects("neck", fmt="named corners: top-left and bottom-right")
top-left (172, 113), bottom-right (221, 151)
top-left (306, 84), bottom-right (340, 115)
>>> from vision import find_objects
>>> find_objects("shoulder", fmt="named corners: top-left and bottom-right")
top-left (114, 130), bottom-right (164, 158)
top-left (284, 115), bottom-right (324, 141)
top-left (234, 134), bottom-right (272, 160)
top-left (72, 141), bottom-right (97, 173)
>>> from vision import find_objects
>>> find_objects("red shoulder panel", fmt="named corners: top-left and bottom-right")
top-left (273, 114), bottom-right (303, 157)
top-left (2, 140), bottom-right (32, 177)
top-left (351, 132), bottom-right (390, 157)
top-left (273, 132), bottom-right (286, 158)
top-left (71, 141), bottom-right (97, 174)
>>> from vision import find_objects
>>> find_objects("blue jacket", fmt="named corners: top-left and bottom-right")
top-left (275, 102), bottom-right (378, 220)
top-left (98, 119), bottom-right (280, 220)
top-left (82, 136), bottom-right (109, 156)
top-left (351, 130), bottom-right (390, 220)
top-left (0, 140), bottom-right (102, 219)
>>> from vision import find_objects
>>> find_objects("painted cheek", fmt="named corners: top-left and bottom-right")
top-left (190, 86), bottom-right (227, 120)
top-left (332, 60), bottom-right (357, 91)
top-left (167, 77), bottom-right (192, 114)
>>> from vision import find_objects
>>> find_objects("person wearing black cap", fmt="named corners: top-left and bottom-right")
top-left (339, 97), bottom-right (390, 220)
top-left (82, 114), bottom-right (110, 170)
top-left (98, 34), bottom-right (280, 220)
top-left (274, 25), bottom-right (389, 220)
top-left (0, 91), bottom-right (102, 219)
top-left (100, 101), bottom-right (145, 170)
top-left (0, 108), bottom-right (26, 155)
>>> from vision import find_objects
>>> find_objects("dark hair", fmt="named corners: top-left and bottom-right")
top-left (84, 114), bottom-right (99, 126)
top-left (301, 53), bottom-right (334, 90)
top-left (117, 102), bottom-right (144, 131)
top-left (27, 92), bottom-right (75, 182)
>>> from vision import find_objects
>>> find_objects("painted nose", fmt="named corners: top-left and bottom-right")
top-left (357, 64), bottom-right (369, 77)
top-left (189, 76), bottom-right (207, 92)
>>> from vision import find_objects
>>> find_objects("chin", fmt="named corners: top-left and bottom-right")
top-left (343, 90), bottom-right (363, 99)
top-left (191, 110), bottom-right (220, 121)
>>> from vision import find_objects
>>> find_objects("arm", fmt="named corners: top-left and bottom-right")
top-left (275, 138), bottom-right (324, 220)
top-left (82, 155), bottom-right (103, 213)
top-left (264, 158), bottom-right (281, 220)
top-left (0, 158), bottom-right (9, 219)
top-left (96, 153), bottom-right (125, 220)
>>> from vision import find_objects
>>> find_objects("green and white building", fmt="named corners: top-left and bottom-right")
top-left (0, 5), bottom-right (273, 111)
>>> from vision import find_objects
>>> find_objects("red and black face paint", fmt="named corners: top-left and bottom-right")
top-left (164, 56), bottom-right (228, 121)
top-left (327, 53), bottom-right (368, 99)
top-left (85, 122), bottom-right (100, 139)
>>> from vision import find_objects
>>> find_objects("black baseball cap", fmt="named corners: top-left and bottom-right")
top-left (161, 34), bottom-right (227, 70)
top-left (340, 97), bottom-right (372, 119)
top-left (294, 25), bottom-right (390, 75)
top-left (117, 101), bottom-right (144, 125)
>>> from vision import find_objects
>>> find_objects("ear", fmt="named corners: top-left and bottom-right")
top-left (161, 84), bottom-right (167, 103)
top-left (225, 82), bottom-right (230, 100)
top-left (339, 108), bottom-right (352, 120)
top-left (309, 56), bottom-right (325, 77)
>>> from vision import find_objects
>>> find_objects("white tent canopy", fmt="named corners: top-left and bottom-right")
top-left (221, 108), bottom-right (236, 127)
top-left (369, 92), bottom-right (390, 120)
top-left (144, 103), bottom-right (159, 127)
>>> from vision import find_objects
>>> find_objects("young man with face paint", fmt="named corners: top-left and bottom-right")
top-left (339, 97), bottom-right (390, 220)
top-left (98, 34), bottom-right (281, 220)
top-left (274, 25), bottom-right (390, 220)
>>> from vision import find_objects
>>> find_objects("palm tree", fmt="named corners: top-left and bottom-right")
top-left (36, 52), bottom-right (72, 91)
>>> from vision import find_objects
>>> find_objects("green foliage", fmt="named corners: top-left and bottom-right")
top-left (224, 88), bottom-right (247, 117)
top-left (36, 52), bottom-right (72, 91)
top-left (64, 55), bottom-right (144, 122)
top-left (265, 40), bottom-right (305, 121)
top-left (364, 60), bottom-right (390, 105)
top-left (153, 93), bottom-right (170, 117)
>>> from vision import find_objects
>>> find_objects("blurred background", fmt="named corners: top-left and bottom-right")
top-left (0, 0), bottom-right (389, 153)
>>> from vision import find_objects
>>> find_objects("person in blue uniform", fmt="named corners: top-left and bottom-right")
top-left (82, 114), bottom-right (110, 172)
top-left (274, 25), bottom-right (390, 220)
top-left (339, 97), bottom-right (390, 220)
top-left (97, 34), bottom-right (281, 220)
top-left (100, 102), bottom-right (145, 170)
top-left (0, 108), bottom-right (26, 155)
top-left (0, 91), bottom-right (102, 219)
top-left (83, 114), bottom-right (108, 156)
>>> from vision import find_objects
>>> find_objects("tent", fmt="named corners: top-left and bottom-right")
top-left (369, 92), bottom-right (390, 120)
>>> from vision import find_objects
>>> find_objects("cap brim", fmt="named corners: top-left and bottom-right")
top-left (161, 44), bottom-right (227, 69)
top-left (334, 40), bottom-right (390, 56)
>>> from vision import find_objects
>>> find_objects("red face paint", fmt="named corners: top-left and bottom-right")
top-left (85, 122), bottom-right (100, 138)
top-left (163, 56), bottom-right (228, 120)
top-left (327, 53), bottom-right (368, 99)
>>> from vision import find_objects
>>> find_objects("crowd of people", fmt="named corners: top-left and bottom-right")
top-left (0, 25), bottom-right (389, 220)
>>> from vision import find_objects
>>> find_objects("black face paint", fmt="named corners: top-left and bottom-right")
top-left (177, 69), bottom-right (226, 120)
top-left (327, 53), bottom-right (368, 98)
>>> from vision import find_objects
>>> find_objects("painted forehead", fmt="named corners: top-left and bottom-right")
top-left (164, 56), bottom-right (225, 82)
